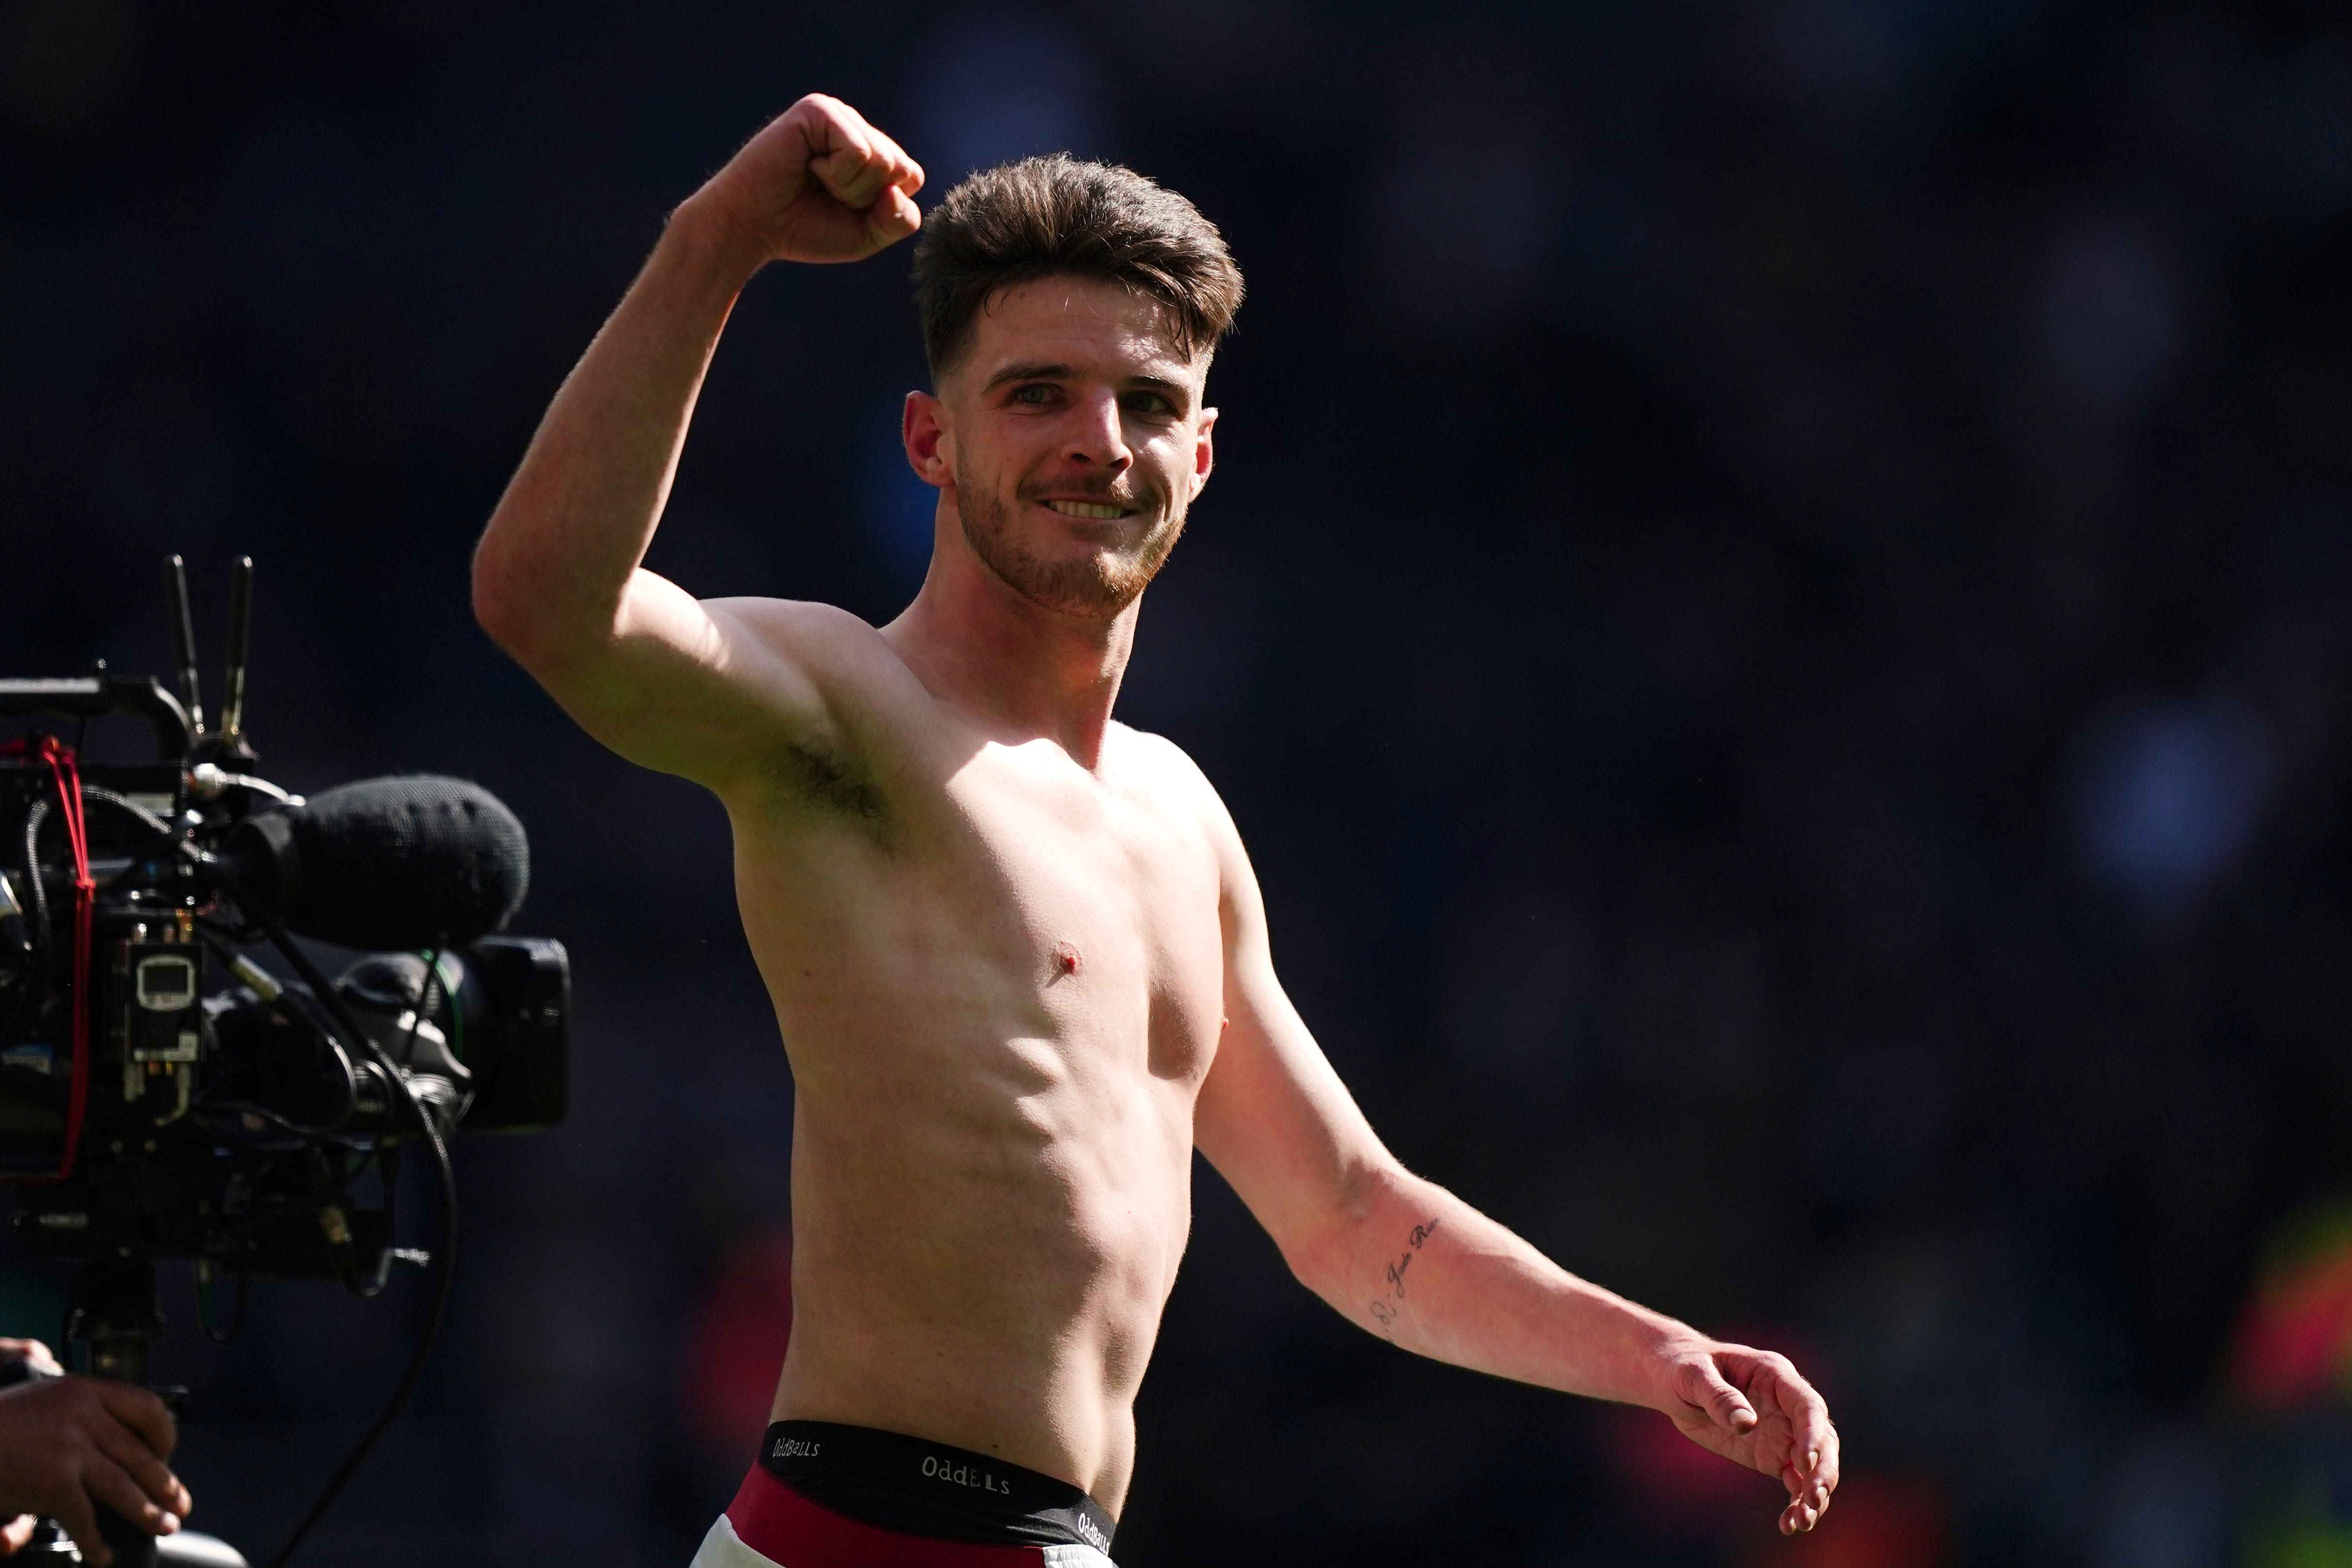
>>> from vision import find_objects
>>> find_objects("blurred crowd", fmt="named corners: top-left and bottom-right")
top-left (1, 1), bottom-right (2348, 1564)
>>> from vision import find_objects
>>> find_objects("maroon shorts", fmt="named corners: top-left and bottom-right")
top-left (692, 1464), bottom-right (1119, 1568)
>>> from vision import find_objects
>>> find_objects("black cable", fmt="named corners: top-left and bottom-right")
top-left (188, 927), bottom-right (356, 1139)
top-left (0, 852), bottom-right (40, 1051)
top-left (307, 952), bottom-right (450, 1246)
top-left (394, 950), bottom-right (443, 1072)
top-left (192, 850), bottom-right (458, 1568)
top-left (257, 932), bottom-right (454, 1568)
top-left (19, 784), bottom-right (172, 945)
top-left (20, 799), bottom-right (50, 956)
top-left (249, 928), bottom-right (453, 1568)
top-left (284, 946), bottom-right (450, 1246)
top-left (6, 786), bottom-right (172, 1045)
top-left (74, 785), bottom-right (171, 837)
top-left (182, 1099), bottom-right (336, 1145)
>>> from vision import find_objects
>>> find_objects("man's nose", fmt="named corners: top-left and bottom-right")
top-left (1064, 391), bottom-right (1131, 470)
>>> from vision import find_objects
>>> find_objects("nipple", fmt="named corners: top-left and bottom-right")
top-left (1053, 943), bottom-right (1082, 978)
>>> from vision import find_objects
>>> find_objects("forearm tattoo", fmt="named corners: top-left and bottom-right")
top-left (1368, 1217), bottom-right (1442, 1336)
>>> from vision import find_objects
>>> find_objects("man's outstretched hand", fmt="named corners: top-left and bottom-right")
top-left (688, 94), bottom-right (924, 267)
top-left (1659, 1338), bottom-right (1840, 1534)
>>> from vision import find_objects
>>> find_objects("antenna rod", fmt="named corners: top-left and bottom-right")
top-left (165, 554), bottom-right (206, 737)
top-left (220, 556), bottom-right (253, 742)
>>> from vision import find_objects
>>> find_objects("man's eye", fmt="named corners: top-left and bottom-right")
top-left (1011, 384), bottom-right (1054, 404)
top-left (1123, 393), bottom-right (1175, 415)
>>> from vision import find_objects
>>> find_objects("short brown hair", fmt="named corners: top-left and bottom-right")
top-left (911, 154), bottom-right (1243, 378)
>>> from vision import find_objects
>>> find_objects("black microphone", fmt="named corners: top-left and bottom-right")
top-left (221, 775), bottom-right (529, 950)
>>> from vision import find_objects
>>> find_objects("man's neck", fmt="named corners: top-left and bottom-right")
top-left (883, 516), bottom-right (1137, 771)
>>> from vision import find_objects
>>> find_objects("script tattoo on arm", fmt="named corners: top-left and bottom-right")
top-left (1367, 1217), bottom-right (1443, 1339)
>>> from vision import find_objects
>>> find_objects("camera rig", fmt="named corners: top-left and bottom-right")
top-left (0, 557), bottom-right (569, 1567)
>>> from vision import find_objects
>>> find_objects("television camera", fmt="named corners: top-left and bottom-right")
top-left (0, 557), bottom-right (568, 1565)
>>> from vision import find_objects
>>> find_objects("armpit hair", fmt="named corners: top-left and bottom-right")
top-left (766, 736), bottom-right (896, 844)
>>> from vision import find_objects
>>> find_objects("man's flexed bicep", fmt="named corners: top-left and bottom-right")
top-left (472, 93), bottom-right (922, 785)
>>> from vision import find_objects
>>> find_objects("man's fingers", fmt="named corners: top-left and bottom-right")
top-left (870, 186), bottom-right (922, 244)
top-left (1780, 1460), bottom-right (1833, 1514)
top-left (1773, 1397), bottom-right (1835, 1532)
top-left (3, 1511), bottom-right (37, 1551)
top-left (0, 1340), bottom-right (60, 1376)
top-left (847, 149), bottom-right (921, 214)
top-left (838, 117), bottom-right (921, 200)
top-left (1803, 1424), bottom-right (1841, 1513)
top-left (824, 144), bottom-right (892, 207)
top-left (794, 95), bottom-right (875, 198)
top-left (1684, 1360), bottom-right (1757, 1433)
top-left (90, 1381), bottom-right (175, 1462)
top-left (868, 130), bottom-right (922, 197)
top-left (1770, 1362), bottom-right (1837, 1498)
top-left (81, 1453), bottom-right (179, 1540)
top-left (804, 102), bottom-right (894, 207)
top-left (812, 134), bottom-right (878, 203)
top-left (893, 149), bottom-right (926, 197)
top-left (799, 97), bottom-right (919, 211)
top-left (1780, 1452), bottom-right (1831, 1533)
top-left (92, 1419), bottom-right (188, 1515)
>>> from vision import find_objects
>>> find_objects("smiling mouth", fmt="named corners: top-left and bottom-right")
top-left (1041, 499), bottom-right (1135, 520)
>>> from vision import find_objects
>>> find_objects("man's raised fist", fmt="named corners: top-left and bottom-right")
top-left (688, 93), bottom-right (925, 267)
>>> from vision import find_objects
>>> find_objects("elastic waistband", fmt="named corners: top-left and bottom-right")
top-left (758, 1420), bottom-right (1116, 1555)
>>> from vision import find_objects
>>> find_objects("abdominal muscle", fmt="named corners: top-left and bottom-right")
top-left (773, 1061), bottom-right (1193, 1515)
top-left (739, 837), bottom-right (1216, 1518)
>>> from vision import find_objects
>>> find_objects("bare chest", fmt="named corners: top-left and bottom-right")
top-left (930, 741), bottom-right (1225, 1086)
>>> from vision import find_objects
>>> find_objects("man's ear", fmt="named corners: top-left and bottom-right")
top-left (904, 390), bottom-right (953, 486)
top-left (1190, 406), bottom-right (1218, 500)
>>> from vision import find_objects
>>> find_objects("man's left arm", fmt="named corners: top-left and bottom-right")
top-left (1188, 791), bottom-right (1838, 1536)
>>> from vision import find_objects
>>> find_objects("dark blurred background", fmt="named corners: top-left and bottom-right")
top-left (2, 1), bottom-right (2349, 1564)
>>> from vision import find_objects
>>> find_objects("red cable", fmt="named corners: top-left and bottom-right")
top-left (1, 734), bottom-right (94, 1179)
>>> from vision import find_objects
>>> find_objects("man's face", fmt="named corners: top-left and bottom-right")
top-left (904, 276), bottom-right (1217, 619)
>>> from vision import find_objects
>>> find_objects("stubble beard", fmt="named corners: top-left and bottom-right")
top-left (957, 481), bottom-right (1186, 618)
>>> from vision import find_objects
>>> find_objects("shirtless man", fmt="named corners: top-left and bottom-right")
top-left (472, 94), bottom-right (1839, 1567)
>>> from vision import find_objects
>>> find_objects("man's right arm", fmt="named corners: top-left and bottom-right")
top-left (471, 95), bottom-right (922, 787)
